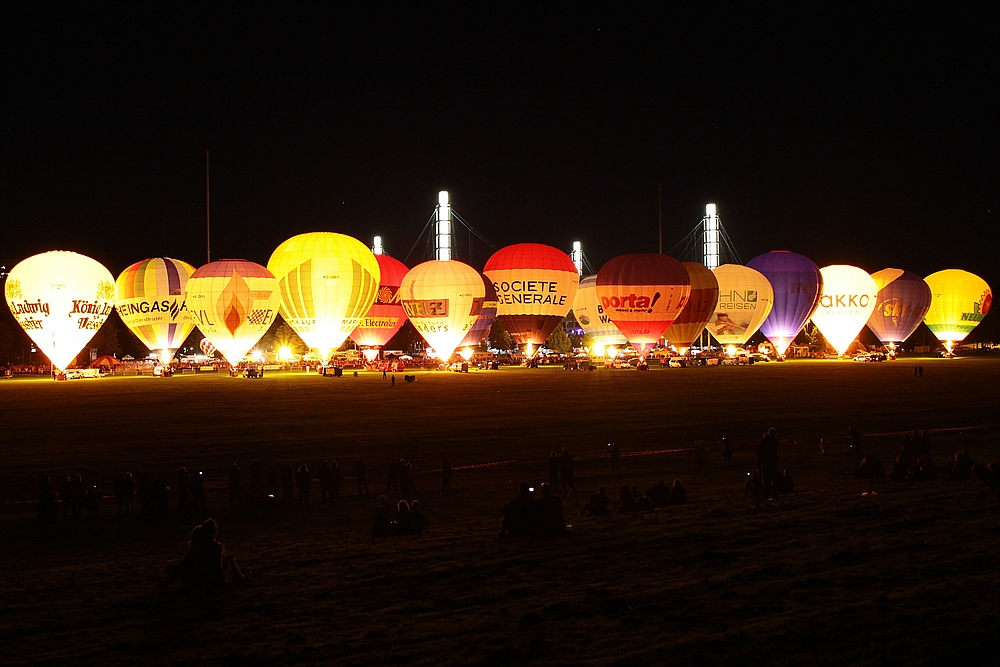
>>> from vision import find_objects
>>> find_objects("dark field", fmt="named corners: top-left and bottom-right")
top-left (1, 360), bottom-right (998, 666)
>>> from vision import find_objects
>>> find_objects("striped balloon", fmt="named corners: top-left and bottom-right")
top-left (116, 257), bottom-right (197, 363)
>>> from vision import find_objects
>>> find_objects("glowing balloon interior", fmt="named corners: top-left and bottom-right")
top-left (350, 252), bottom-right (409, 359)
top-left (663, 262), bottom-right (719, 352)
top-left (923, 269), bottom-right (991, 345)
top-left (184, 260), bottom-right (280, 366)
top-left (746, 251), bottom-right (823, 356)
top-left (867, 269), bottom-right (932, 344)
top-left (115, 257), bottom-right (197, 364)
top-left (5, 251), bottom-right (116, 371)
top-left (400, 260), bottom-right (485, 363)
top-left (268, 232), bottom-right (381, 360)
top-left (810, 265), bottom-right (878, 356)
top-left (596, 253), bottom-right (691, 357)
top-left (484, 243), bottom-right (579, 353)
top-left (705, 264), bottom-right (774, 346)
top-left (572, 275), bottom-right (627, 348)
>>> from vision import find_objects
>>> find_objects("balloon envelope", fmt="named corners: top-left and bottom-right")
top-left (350, 253), bottom-right (409, 355)
top-left (460, 272), bottom-right (497, 347)
top-left (115, 257), bottom-right (197, 363)
top-left (746, 251), bottom-right (823, 355)
top-left (596, 253), bottom-right (691, 357)
top-left (400, 260), bottom-right (486, 362)
top-left (663, 262), bottom-right (719, 351)
top-left (572, 275), bottom-right (627, 348)
top-left (867, 269), bottom-right (932, 344)
top-left (705, 264), bottom-right (774, 346)
top-left (811, 265), bottom-right (878, 356)
top-left (199, 337), bottom-right (216, 357)
top-left (5, 251), bottom-right (116, 370)
top-left (185, 260), bottom-right (280, 366)
top-left (923, 269), bottom-right (992, 344)
top-left (484, 243), bottom-right (579, 352)
top-left (267, 232), bottom-right (381, 359)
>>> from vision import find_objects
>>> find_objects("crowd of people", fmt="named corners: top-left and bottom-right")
top-left (371, 497), bottom-right (429, 538)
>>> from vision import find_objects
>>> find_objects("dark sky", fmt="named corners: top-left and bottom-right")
top-left (2, 4), bottom-right (996, 290)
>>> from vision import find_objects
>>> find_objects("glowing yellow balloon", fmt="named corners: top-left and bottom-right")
top-left (5, 251), bottom-right (116, 371)
top-left (267, 232), bottom-right (381, 359)
top-left (705, 264), bottom-right (774, 346)
top-left (924, 269), bottom-right (992, 345)
top-left (399, 260), bottom-right (485, 362)
top-left (115, 257), bottom-right (197, 364)
top-left (810, 265), bottom-right (878, 356)
top-left (184, 260), bottom-right (281, 366)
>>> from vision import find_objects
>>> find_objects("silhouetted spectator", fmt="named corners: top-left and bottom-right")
top-left (282, 462), bottom-right (294, 502)
top-left (647, 480), bottom-right (670, 507)
top-left (890, 455), bottom-right (908, 481)
top-left (609, 443), bottom-right (621, 475)
top-left (500, 481), bottom-right (537, 537)
top-left (559, 447), bottom-right (574, 492)
top-left (411, 500), bottom-right (429, 534)
top-left (371, 504), bottom-right (392, 538)
top-left (635, 494), bottom-right (653, 511)
top-left (386, 458), bottom-right (398, 494)
top-left (177, 467), bottom-right (190, 515)
top-left (856, 455), bottom-right (885, 479)
top-left (440, 458), bottom-right (452, 495)
top-left (548, 451), bottom-right (559, 487)
top-left (165, 518), bottom-right (243, 587)
top-left (744, 471), bottom-right (760, 497)
top-left (228, 464), bottom-right (243, 510)
top-left (84, 484), bottom-right (103, 516)
top-left (538, 483), bottom-right (566, 535)
top-left (670, 478), bottom-right (687, 503)
top-left (190, 470), bottom-right (207, 512)
top-left (394, 500), bottom-right (414, 535)
top-left (356, 457), bottom-right (370, 497)
top-left (722, 437), bottom-right (733, 465)
top-left (579, 486), bottom-right (610, 516)
top-left (778, 469), bottom-right (794, 494)
top-left (848, 425), bottom-right (862, 453)
top-left (947, 451), bottom-right (974, 481)
top-left (972, 463), bottom-right (1000, 491)
top-left (295, 464), bottom-right (311, 503)
top-left (330, 460), bottom-right (342, 500)
top-left (755, 428), bottom-right (780, 498)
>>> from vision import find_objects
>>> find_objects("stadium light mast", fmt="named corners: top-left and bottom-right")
top-left (372, 235), bottom-right (384, 255)
top-left (570, 241), bottom-right (583, 275)
top-left (703, 203), bottom-right (720, 270)
top-left (435, 191), bottom-right (453, 261)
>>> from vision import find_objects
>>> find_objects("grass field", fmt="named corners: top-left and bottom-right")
top-left (1, 359), bottom-right (998, 666)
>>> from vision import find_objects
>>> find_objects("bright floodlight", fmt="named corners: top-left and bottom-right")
top-left (460, 347), bottom-right (474, 361)
top-left (703, 204), bottom-right (720, 270)
top-left (436, 191), bottom-right (452, 261)
top-left (372, 236), bottom-right (384, 255)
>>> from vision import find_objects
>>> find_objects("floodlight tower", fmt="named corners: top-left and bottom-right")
top-left (435, 191), bottom-right (453, 261)
top-left (703, 203), bottom-right (720, 270)
top-left (372, 235), bottom-right (384, 255)
top-left (570, 241), bottom-right (584, 275)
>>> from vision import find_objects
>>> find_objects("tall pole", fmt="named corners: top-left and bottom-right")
top-left (205, 150), bottom-right (211, 264)
top-left (435, 191), bottom-right (452, 261)
top-left (658, 184), bottom-right (663, 254)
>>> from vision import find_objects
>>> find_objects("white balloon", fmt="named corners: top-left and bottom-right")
top-left (811, 265), bottom-right (878, 356)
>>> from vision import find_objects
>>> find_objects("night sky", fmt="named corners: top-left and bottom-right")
top-left (2, 4), bottom-right (996, 291)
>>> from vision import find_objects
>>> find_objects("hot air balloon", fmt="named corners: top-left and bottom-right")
top-left (663, 262), bottom-right (719, 355)
top-left (705, 264), bottom-right (774, 347)
top-left (199, 337), bottom-right (217, 358)
top-left (923, 269), bottom-right (992, 350)
top-left (350, 253), bottom-right (409, 362)
top-left (5, 251), bottom-right (116, 371)
top-left (810, 265), bottom-right (878, 356)
top-left (267, 232), bottom-right (381, 361)
top-left (571, 275), bottom-right (627, 354)
top-left (867, 269), bottom-right (932, 345)
top-left (115, 257), bottom-right (197, 364)
top-left (483, 243), bottom-right (579, 358)
top-left (184, 259), bottom-right (280, 366)
top-left (745, 251), bottom-right (823, 356)
top-left (459, 272), bottom-right (497, 348)
top-left (399, 260), bottom-right (486, 363)
top-left (595, 254), bottom-right (691, 358)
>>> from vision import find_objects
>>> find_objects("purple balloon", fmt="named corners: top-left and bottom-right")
top-left (460, 272), bottom-right (497, 347)
top-left (746, 251), bottom-right (823, 355)
top-left (866, 269), bottom-right (932, 343)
